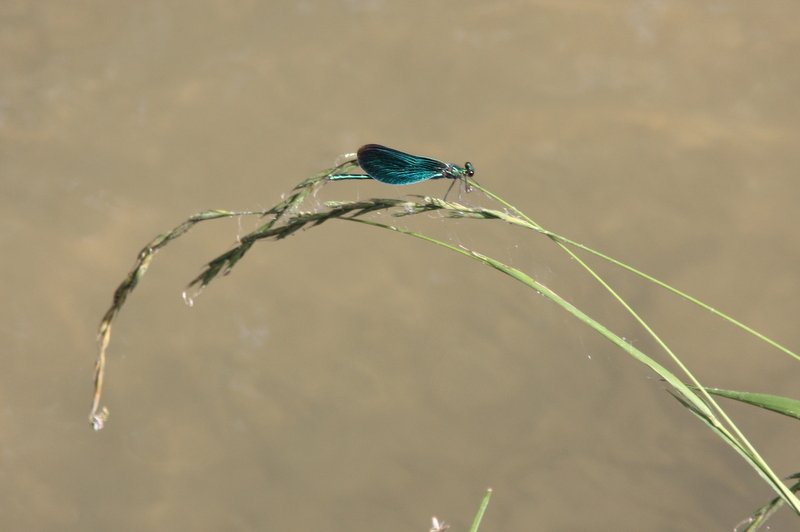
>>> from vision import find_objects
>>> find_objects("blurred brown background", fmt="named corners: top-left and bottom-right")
top-left (1, 1), bottom-right (798, 530)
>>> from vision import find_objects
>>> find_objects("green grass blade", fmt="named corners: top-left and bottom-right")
top-left (344, 204), bottom-right (800, 514)
top-left (696, 387), bottom-right (800, 420)
top-left (468, 489), bottom-right (492, 532)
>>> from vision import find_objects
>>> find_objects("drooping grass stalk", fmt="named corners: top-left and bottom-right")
top-left (89, 158), bottom-right (799, 523)
top-left (89, 159), bottom-right (355, 429)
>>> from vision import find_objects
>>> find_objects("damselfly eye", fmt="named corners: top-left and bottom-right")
top-left (465, 162), bottom-right (474, 177)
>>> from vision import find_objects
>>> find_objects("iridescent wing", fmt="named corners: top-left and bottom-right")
top-left (357, 144), bottom-right (450, 185)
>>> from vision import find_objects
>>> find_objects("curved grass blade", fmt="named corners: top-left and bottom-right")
top-left (88, 159), bottom-right (354, 429)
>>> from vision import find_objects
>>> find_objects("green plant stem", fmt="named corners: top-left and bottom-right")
top-left (464, 186), bottom-right (800, 512)
top-left (88, 163), bottom-right (800, 518)
top-left (468, 489), bottom-right (492, 532)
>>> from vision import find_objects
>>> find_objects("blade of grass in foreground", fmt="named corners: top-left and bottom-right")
top-left (468, 489), bottom-right (492, 532)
